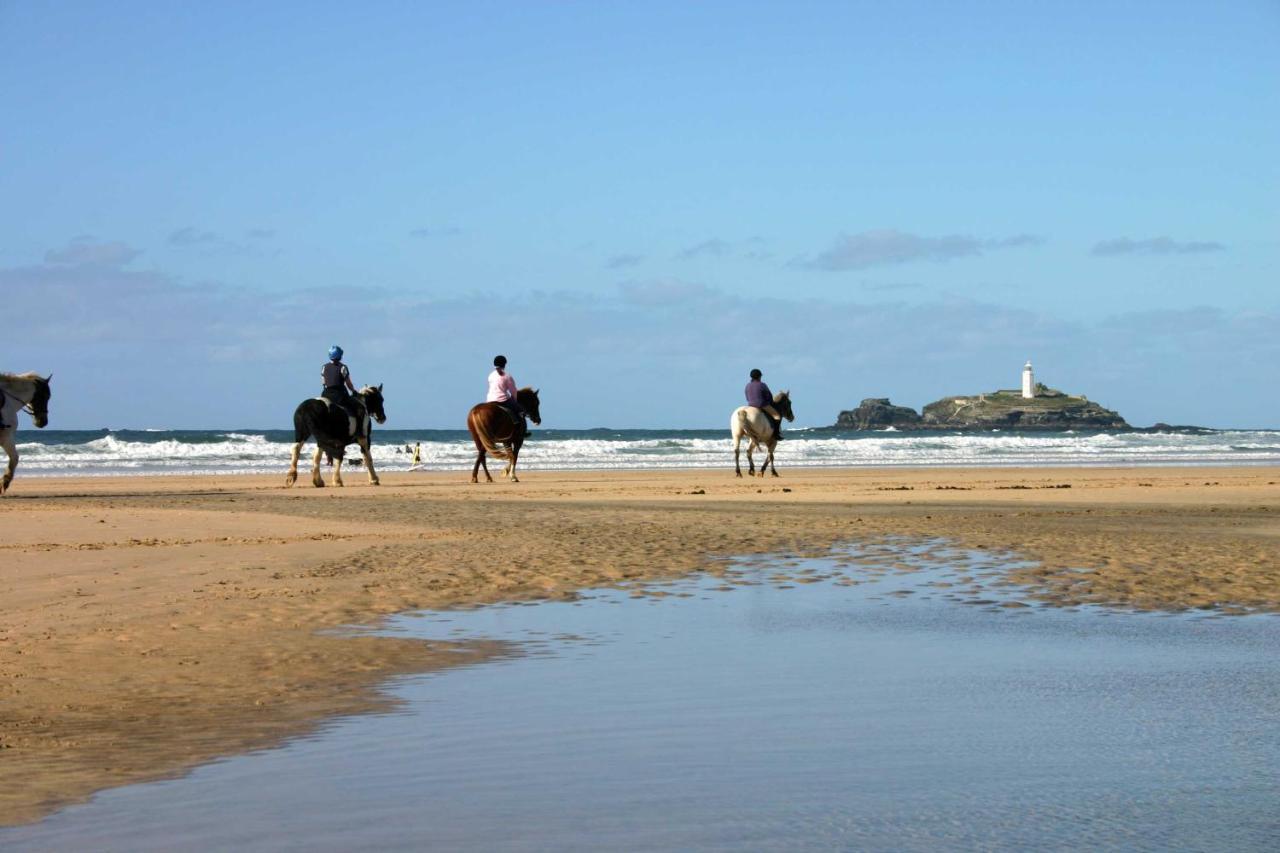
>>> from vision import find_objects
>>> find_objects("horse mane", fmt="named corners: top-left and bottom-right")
top-left (773, 389), bottom-right (790, 401)
top-left (0, 372), bottom-right (42, 384)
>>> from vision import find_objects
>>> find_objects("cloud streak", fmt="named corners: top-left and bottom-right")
top-left (8, 243), bottom-right (1277, 428)
top-left (409, 225), bottom-right (462, 238)
top-left (168, 227), bottom-right (219, 247)
top-left (676, 239), bottom-right (732, 260)
top-left (1091, 237), bottom-right (1225, 257)
top-left (801, 229), bottom-right (1043, 271)
top-left (606, 253), bottom-right (643, 270)
top-left (44, 236), bottom-right (142, 268)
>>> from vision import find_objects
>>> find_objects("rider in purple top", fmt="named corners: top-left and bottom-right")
top-left (744, 368), bottom-right (783, 440)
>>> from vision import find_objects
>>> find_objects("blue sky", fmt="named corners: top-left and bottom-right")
top-left (3, 2), bottom-right (1277, 429)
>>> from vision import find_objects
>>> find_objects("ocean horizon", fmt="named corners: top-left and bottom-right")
top-left (13, 427), bottom-right (1280, 477)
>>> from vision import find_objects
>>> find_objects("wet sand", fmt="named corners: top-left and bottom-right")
top-left (2, 466), bottom-right (1278, 825)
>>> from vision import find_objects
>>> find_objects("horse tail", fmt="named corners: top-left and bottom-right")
top-left (293, 403), bottom-right (311, 446)
top-left (469, 407), bottom-right (513, 461)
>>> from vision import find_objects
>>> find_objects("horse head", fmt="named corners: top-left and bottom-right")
top-left (518, 387), bottom-right (542, 426)
top-left (360, 384), bottom-right (387, 425)
top-left (774, 390), bottom-right (795, 423)
top-left (11, 373), bottom-right (51, 429)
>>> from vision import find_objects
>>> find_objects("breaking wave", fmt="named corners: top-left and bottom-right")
top-left (11, 427), bottom-right (1280, 477)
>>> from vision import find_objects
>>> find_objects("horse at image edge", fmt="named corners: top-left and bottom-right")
top-left (0, 373), bottom-right (52, 495)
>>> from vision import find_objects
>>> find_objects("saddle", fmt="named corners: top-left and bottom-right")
top-left (494, 401), bottom-right (527, 438)
top-left (314, 396), bottom-right (361, 436)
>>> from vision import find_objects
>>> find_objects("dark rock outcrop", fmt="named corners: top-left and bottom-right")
top-left (834, 398), bottom-right (922, 430)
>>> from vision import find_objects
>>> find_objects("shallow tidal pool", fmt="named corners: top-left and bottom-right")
top-left (6, 543), bottom-right (1280, 851)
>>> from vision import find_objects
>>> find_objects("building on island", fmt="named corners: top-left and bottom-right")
top-left (1021, 360), bottom-right (1035, 398)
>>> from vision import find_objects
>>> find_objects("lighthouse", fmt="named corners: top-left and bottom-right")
top-left (1021, 360), bottom-right (1035, 398)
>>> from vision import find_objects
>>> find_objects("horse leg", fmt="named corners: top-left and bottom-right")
top-left (286, 442), bottom-right (303, 487)
top-left (508, 442), bottom-right (520, 484)
top-left (333, 456), bottom-right (345, 487)
top-left (471, 450), bottom-right (483, 484)
top-left (746, 441), bottom-right (757, 477)
top-left (734, 434), bottom-right (743, 477)
top-left (479, 452), bottom-right (494, 483)
top-left (767, 441), bottom-right (780, 477)
top-left (359, 438), bottom-right (380, 485)
top-left (0, 431), bottom-right (15, 495)
top-left (310, 447), bottom-right (326, 487)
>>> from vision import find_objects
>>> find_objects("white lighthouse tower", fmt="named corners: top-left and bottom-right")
top-left (1021, 360), bottom-right (1035, 398)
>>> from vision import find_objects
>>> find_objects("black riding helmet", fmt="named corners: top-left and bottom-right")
top-left (494, 355), bottom-right (508, 368)
top-left (750, 368), bottom-right (762, 379)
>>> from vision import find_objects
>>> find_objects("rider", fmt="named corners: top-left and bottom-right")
top-left (487, 355), bottom-right (527, 438)
top-left (321, 345), bottom-right (358, 421)
top-left (745, 368), bottom-right (783, 441)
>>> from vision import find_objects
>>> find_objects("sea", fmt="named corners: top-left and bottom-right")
top-left (12, 427), bottom-right (1280, 476)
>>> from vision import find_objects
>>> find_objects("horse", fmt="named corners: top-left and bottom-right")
top-left (731, 390), bottom-right (794, 478)
top-left (466, 388), bottom-right (542, 484)
top-left (0, 373), bottom-right (52, 495)
top-left (286, 385), bottom-right (387, 488)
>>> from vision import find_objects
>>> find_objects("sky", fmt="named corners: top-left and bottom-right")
top-left (3, 1), bottom-right (1277, 429)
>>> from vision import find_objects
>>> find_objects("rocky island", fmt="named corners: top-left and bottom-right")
top-left (835, 387), bottom-right (1129, 431)
top-left (832, 360), bottom-right (1136, 432)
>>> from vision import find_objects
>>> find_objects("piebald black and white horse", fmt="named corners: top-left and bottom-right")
top-left (286, 385), bottom-right (386, 488)
top-left (731, 390), bottom-right (794, 478)
top-left (1, 372), bottom-right (52, 495)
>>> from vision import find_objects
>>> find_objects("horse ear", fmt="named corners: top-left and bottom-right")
top-left (45, 373), bottom-right (53, 383)
top-left (534, 388), bottom-right (540, 395)
top-left (378, 383), bottom-right (383, 392)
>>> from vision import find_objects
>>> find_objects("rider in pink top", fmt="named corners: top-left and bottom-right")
top-left (487, 355), bottom-right (526, 436)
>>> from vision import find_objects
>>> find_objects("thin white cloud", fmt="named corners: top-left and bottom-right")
top-left (1091, 237), bottom-right (1224, 256)
top-left (606, 253), bottom-right (643, 269)
top-left (44, 236), bottom-right (141, 268)
top-left (168, 227), bottom-right (219, 246)
top-left (801, 229), bottom-right (1043, 271)
top-left (676, 239), bottom-right (732, 260)
top-left (409, 225), bottom-right (462, 238)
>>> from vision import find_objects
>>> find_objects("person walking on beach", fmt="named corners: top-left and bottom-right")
top-left (745, 368), bottom-right (783, 440)
top-left (321, 345), bottom-right (358, 420)
top-left (487, 355), bottom-right (527, 438)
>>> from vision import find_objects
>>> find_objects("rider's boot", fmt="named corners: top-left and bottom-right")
top-left (772, 418), bottom-right (784, 441)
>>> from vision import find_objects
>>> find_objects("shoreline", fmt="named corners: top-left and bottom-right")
top-left (3, 466), bottom-right (1278, 826)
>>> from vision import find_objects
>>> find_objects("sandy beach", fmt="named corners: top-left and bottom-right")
top-left (3, 466), bottom-right (1278, 826)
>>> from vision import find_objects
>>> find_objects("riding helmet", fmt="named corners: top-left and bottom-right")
top-left (493, 355), bottom-right (507, 367)
top-left (329, 345), bottom-right (344, 361)
top-left (750, 368), bottom-right (762, 379)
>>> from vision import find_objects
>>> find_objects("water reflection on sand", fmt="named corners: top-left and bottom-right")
top-left (6, 543), bottom-right (1279, 851)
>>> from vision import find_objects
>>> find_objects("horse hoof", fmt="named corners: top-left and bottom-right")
top-left (370, 479), bottom-right (381, 486)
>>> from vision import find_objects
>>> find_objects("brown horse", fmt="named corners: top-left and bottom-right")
top-left (466, 387), bottom-right (542, 483)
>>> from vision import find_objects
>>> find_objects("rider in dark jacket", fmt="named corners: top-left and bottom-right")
top-left (322, 345), bottom-right (358, 420)
top-left (745, 368), bottom-right (783, 440)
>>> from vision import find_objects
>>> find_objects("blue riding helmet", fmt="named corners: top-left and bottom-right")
top-left (328, 345), bottom-right (344, 361)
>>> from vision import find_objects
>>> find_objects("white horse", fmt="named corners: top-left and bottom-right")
top-left (731, 390), bottom-right (794, 478)
top-left (1, 372), bottom-right (52, 494)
